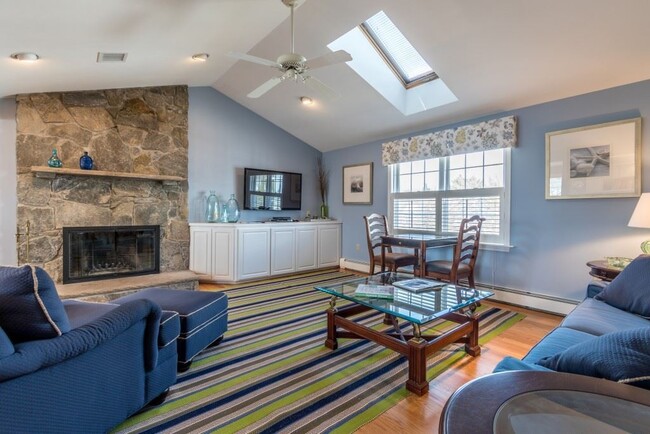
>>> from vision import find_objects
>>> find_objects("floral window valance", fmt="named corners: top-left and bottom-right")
top-left (381, 115), bottom-right (517, 166)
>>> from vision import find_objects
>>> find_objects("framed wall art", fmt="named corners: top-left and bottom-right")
top-left (545, 118), bottom-right (641, 199)
top-left (342, 162), bottom-right (373, 204)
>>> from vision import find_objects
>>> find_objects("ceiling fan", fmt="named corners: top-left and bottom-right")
top-left (228, 0), bottom-right (352, 99)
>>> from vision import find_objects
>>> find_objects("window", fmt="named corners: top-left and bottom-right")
top-left (360, 11), bottom-right (438, 88)
top-left (388, 149), bottom-right (511, 246)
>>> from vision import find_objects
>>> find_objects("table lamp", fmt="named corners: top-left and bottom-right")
top-left (628, 193), bottom-right (650, 253)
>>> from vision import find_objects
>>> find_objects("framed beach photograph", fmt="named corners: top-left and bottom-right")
top-left (342, 162), bottom-right (373, 204)
top-left (545, 118), bottom-right (641, 199)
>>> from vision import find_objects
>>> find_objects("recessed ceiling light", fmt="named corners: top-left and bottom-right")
top-left (10, 52), bottom-right (39, 62)
top-left (300, 96), bottom-right (313, 106)
top-left (192, 53), bottom-right (209, 62)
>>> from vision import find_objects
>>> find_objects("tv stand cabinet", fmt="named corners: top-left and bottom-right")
top-left (189, 221), bottom-right (341, 283)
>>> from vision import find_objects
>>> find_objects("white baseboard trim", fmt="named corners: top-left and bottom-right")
top-left (339, 258), bottom-right (371, 274)
top-left (476, 283), bottom-right (577, 316)
top-left (339, 258), bottom-right (576, 315)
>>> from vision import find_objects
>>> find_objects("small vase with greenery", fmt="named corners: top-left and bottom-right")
top-left (317, 156), bottom-right (329, 218)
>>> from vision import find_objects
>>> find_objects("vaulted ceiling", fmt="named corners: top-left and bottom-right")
top-left (3, 0), bottom-right (650, 151)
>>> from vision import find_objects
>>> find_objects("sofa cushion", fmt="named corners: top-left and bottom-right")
top-left (493, 356), bottom-right (554, 373)
top-left (523, 327), bottom-right (596, 364)
top-left (0, 265), bottom-right (71, 342)
top-left (538, 327), bottom-right (650, 389)
top-left (595, 255), bottom-right (650, 317)
top-left (560, 297), bottom-right (650, 336)
top-left (0, 327), bottom-right (14, 359)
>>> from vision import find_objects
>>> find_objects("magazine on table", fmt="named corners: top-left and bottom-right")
top-left (393, 278), bottom-right (446, 293)
top-left (354, 284), bottom-right (394, 299)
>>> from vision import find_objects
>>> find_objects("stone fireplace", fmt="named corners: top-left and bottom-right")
top-left (15, 86), bottom-right (190, 284)
top-left (62, 225), bottom-right (160, 284)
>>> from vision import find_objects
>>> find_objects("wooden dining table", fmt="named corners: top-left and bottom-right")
top-left (380, 233), bottom-right (457, 277)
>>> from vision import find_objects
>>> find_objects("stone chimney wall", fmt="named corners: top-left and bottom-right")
top-left (15, 86), bottom-right (190, 282)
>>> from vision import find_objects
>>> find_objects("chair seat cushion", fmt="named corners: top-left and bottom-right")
top-left (425, 261), bottom-right (471, 275)
top-left (538, 327), bottom-right (650, 389)
top-left (374, 252), bottom-right (417, 265)
top-left (0, 265), bottom-right (71, 343)
top-left (63, 299), bottom-right (118, 329)
top-left (595, 255), bottom-right (650, 317)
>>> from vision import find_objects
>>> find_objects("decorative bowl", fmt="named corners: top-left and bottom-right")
top-left (606, 256), bottom-right (632, 269)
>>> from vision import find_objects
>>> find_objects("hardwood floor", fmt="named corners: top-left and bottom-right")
top-left (357, 302), bottom-right (562, 434)
top-left (199, 273), bottom-right (563, 434)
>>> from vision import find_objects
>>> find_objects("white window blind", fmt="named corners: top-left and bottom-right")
top-left (362, 11), bottom-right (436, 84)
top-left (388, 149), bottom-right (511, 246)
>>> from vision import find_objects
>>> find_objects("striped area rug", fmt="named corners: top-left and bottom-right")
top-left (115, 270), bottom-right (524, 434)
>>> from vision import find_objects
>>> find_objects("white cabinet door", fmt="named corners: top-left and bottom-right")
top-left (318, 225), bottom-right (341, 268)
top-left (190, 227), bottom-right (212, 275)
top-left (295, 226), bottom-right (318, 271)
top-left (271, 227), bottom-right (296, 275)
top-left (211, 227), bottom-right (235, 281)
top-left (237, 227), bottom-right (271, 280)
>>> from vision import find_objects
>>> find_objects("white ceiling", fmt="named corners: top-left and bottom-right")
top-left (2, 0), bottom-right (650, 152)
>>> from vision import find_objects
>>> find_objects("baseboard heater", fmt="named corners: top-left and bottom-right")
top-left (339, 258), bottom-right (577, 315)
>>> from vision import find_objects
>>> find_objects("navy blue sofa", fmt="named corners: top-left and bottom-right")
top-left (494, 256), bottom-right (650, 388)
top-left (0, 266), bottom-right (180, 434)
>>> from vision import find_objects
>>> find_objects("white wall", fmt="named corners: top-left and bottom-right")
top-left (0, 97), bottom-right (16, 265)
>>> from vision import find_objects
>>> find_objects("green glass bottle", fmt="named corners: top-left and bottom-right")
top-left (47, 149), bottom-right (63, 168)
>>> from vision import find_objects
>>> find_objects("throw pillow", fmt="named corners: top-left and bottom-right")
top-left (0, 327), bottom-right (14, 359)
top-left (0, 265), bottom-right (71, 343)
top-left (537, 327), bottom-right (650, 389)
top-left (595, 255), bottom-right (650, 317)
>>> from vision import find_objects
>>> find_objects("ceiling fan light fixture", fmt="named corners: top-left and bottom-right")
top-left (192, 53), bottom-right (209, 62)
top-left (10, 52), bottom-right (39, 62)
top-left (300, 96), bottom-right (314, 106)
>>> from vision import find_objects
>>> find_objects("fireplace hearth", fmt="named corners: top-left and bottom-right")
top-left (63, 226), bottom-right (160, 284)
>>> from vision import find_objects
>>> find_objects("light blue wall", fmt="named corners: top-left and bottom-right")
top-left (188, 87), bottom-right (321, 222)
top-left (324, 79), bottom-right (650, 301)
top-left (0, 97), bottom-right (17, 265)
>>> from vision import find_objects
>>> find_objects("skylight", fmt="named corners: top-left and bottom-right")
top-left (360, 11), bottom-right (437, 88)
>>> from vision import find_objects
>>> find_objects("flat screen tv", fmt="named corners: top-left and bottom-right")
top-left (244, 168), bottom-right (302, 211)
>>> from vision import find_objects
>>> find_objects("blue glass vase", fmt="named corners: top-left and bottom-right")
top-left (47, 149), bottom-right (63, 168)
top-left (79, 151), bottom-right (93, 170)
top-left (225, 194), bottom-right (240, 223)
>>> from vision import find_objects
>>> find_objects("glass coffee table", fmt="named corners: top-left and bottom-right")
top-left (315, 272), bottom-right (493, 395)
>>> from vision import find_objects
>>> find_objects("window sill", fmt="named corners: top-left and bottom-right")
top-left (480, 242), bottom-right (513, 253)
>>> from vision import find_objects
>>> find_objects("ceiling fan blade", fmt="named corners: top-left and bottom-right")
top-left (228, 51), bottom-right (281, 69)
top-left (306, 50), bottom-right (353, 71)
top-left (303, 75), bottom-right (341, 100)
top-left (247, 76), bottom-right (284, 98)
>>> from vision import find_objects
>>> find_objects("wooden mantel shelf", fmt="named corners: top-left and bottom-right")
top-left (31, 166), bottom-right (185, 184)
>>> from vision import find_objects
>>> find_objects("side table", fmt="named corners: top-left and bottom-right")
top-left (586, 259), bottom-right (622, 282)
top-left (440, 371), bottom-right (650, 434)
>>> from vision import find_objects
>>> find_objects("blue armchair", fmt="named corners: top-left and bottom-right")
top-left (0, 266), bottom-right (179, 433)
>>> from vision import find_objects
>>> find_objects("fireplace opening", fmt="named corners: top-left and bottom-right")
top-left (63, 225), bottom-right (160, 284)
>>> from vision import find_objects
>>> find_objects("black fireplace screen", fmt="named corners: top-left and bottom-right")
top-left (63, 226), bottom-right (160, 284)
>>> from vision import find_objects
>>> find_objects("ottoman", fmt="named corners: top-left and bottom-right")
top-left (115, 288), bottom-right (228, 371)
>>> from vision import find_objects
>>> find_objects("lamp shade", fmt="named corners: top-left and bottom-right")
top-left (628, 193), bottom-right (650, 228)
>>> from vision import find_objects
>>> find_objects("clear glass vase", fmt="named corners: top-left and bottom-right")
top-left (205, 191), bottom-right (221, 223)
top-left (225, 194), bottom-right (240, 223)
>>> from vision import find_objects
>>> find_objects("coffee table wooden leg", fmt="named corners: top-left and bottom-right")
top-left (325, 307), bottom-right (338, 350)
top-left (465, 316), bottom-right (481, 356)
top-left (406, 337), bottom-right (429, 395)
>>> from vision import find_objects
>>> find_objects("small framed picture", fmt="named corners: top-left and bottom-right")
top-left (545, 118), bottom-right (641, 199)
top-left (342, 162), bottom-right (373, 204)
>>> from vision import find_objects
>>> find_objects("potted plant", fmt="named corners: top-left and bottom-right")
top-left (317, 156), bottom-right (329, 218)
